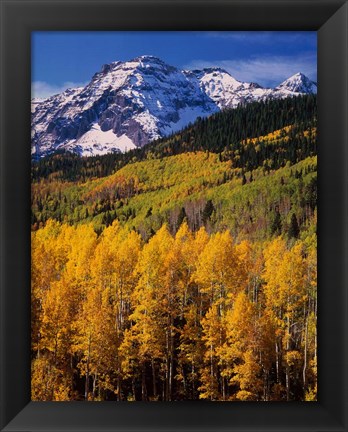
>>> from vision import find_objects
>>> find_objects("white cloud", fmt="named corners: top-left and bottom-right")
top-left (31, 81), bottom-right (87, 99)
top-left (185, 53), bottom-right (317, 88)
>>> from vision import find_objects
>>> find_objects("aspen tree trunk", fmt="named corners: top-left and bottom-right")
top-left (166, 329), bottom-right (170, 401)
top-left (169, 356), bottom-right (173, 401)
top-left (182, 365), bottom-right (187, 396)
top-left (222, 374), bottom-right (226, 400)
top-left (264, 370), bottom-right (269, 401)
top-left (162, 380), bottom-right (165, 401)
top-left (169, 321), bottom-right (174, 401)
top-left (286, 369), bottom-right (290, 400)
top-left (141, 362), bottom-right (147, 401)
top-left (286, 314), bottom-right (290, 401)
top-left (303, 315), bottom-right (308, 391)
top-left (275, 341), bottom-right (280, 384)
top-left (70, 354), bottom-right (74, 394)
top-left (92, 372), bottom-right (97, 401)
top-left (85, 334), bottom-right (91, 401)
top-left (151, 359), bottom-right (157, 399)
top-left (132, 378), bottom-right (136, 401)
top-left (117, 377), bottom-right (121, 401)
top-left (168, 357), bottom-right (173, 401)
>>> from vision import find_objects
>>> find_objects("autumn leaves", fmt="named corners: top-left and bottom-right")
top-left (31, 219), bottom-right (317, 401)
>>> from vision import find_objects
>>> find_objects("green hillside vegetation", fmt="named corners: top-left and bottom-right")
top-left (32, 151), bottom-right (316, 243)
top-left (32, 94), bottom-right (317, 244)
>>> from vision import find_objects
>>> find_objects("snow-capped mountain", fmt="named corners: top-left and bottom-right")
top-left (275, 72), bottom-right (317, 94)
top-left (186, 68), bottom-right (268, 109)
top-left (31, 56), bottom-right (317, 158)
top-left (186, 69), bottom-right (317, 109)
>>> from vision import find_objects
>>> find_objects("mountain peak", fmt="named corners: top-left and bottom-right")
top-left (277, 72), bottom-right (317, 94)
top-left (188, 67), bottom-right (231, 79)
top-left (132, 55), bottom-right (163, 62)
top-left (130, 55), bottom-right (172, 68)
top-left (292, 72), bottom-right (306, 78)
top-left (98, 56), bottom-right (168, 76)
top-left (202, 67), bottom-right (229, 74)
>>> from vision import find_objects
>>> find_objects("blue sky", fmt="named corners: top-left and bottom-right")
top-left (32, 31), bottom-right (317, 99)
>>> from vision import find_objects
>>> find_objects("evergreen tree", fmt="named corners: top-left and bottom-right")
top-left (271, 210), bottom-right (282, 236)
top-left (288, 213), bottom-right (300, 239)
top-left (177, 207), bottom-right (187, 229)
top-left (202, 200), bottom-right (215, 224)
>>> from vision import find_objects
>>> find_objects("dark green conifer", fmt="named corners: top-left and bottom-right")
top-left (288, 213), bottom-right (300, 239)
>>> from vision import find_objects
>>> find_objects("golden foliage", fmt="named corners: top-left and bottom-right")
top-left (31, 221), bottom-right (317, 401)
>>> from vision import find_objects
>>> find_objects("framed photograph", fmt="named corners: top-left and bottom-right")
top-left (1, 0), bottom-right (347, 431)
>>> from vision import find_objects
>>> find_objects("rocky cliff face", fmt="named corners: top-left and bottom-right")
top-left (32, 56), bottom-right (317, 158)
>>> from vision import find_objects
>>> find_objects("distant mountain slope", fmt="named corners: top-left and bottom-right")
top-left (31, 55), bottom-right (317, 158)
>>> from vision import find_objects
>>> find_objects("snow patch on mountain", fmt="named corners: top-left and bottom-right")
top-left (162, 105), bottom-right (214, 135)
top-left (66, 124), bottom-right (137, 156)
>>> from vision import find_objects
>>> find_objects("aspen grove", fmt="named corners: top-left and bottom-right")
top-left (32, 219), bottom-right (317, 401)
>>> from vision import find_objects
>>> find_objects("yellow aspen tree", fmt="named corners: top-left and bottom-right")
top-left (87, 223), bottom-right (123, 399)
top-left (303, 239), bottom-right (317, 399)
top-left (31, 220), bottom-right (68, 356)
top-left (198, 305), bottom-right (223, 400)
top-left (256, 309), bottom-right (277, 401)
top-left (193, 230), bottom-right (244, 312)
top-left (36, 224), bottom-right (97, 400)
top-left (176, 302), bottom-right (204, 400)
top-left (230, 350), bottom-right (262, 400)
top-left (125, 224), bottom-right (174, 400)
top-left (194, 230), bottom-right (247, 400)
top-left (174, 222), bottom-right (206, 399)
top-left (38, 276), bottom-right (75, 400)
top-left (235, 240), bottom-right (264, 303)
top-left (162, 246), bottom-right (181, 401)
top-left (173, 222), bottom-right (195, 314)
top-left (113, 229), bottom-right (142, 332)
top-left (221, 291), bottom-right (263, 400)
top-left (88, 222), bottom-right (141, 399)
top-left (65, 223), bottom-right (97, 285)
top-left (118, 326), bottom-right (141, 401)
top-left (263, 238), bottom-right (307, 400)
top-left (31, 222), bottom-right (79, 399)
top-left (31, 357), bottom-right (64, 401)
top-left (262, 236), bottom-right (287, 394)
top-left (193, 226), bottom-right (210, 255)
top-left (73, 283), bottom-right (117, 400)
top-left (279, 242), bottom-right (307, 401)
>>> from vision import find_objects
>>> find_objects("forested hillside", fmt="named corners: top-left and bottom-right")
top-left (32, 95), bottom-right (316, 181)
top-left (31, 95), bottom-right (317, 401)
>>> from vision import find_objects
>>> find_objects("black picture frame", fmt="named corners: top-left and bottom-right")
top-left (1, 0), bottom-right (347, 431)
